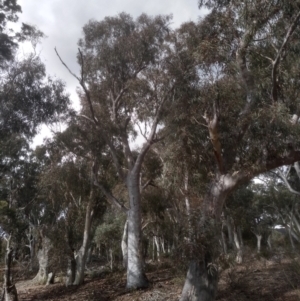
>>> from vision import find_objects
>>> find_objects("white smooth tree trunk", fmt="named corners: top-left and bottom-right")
top-left (2, 236), bottom-right (18, 301)
top-left (25, 226), bottom-right (36, 271)
top-left (121, 220), bottom-right (128, 268)
top-left (255, 234), bottom-right (262, 253)
top-left (73, 197), bottom-right (94, 285)
top-left (154, 236), bottom-right (160, 261)
top-left (126, 172), bottom-right (148, 289)
top-left (233, 226), bottom-right (243, 264)
top-left (267, 233), bottom-right (272, 251)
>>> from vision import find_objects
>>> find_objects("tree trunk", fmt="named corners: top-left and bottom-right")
top-left (154, 236), bottom-right (160, 261)
top-left (221, 228), bottom-right (227, 255)
top-left (237, 226), bottom-right (244, 248)
top-left (233, 226), bottom-right (243, 263)
top-left (255, 234), bottom-right (262, 253)
top-left (126, 173), bottom-right (148, 289)
top-left (180, 175), bottom-right (237, 301)
top-left (66, 252), bottom-right (76, 286)
top-left (26, 226), bottom-right (36, 271)
top-left (152, 237), bottom-right (155, 261)
top-left (32, 236), bottom-right (52, 285)
top-left (180, 260), bottom-right (218, 301)
top-left (267, 233), bottom-right (272, 251)
top-left (161, 238), bottom-right (165, 254)
top-left (226, 215), bottom-right (234, 248)
top-left (287, 226), bottom-right (295, 250)
top-left (109, 248), bottom-right (113, 271)
top-left (121, 220), bottom-right (128, 268)
top-left (2, 236), bottom-right (18, 301)
top-left (73, 196), bottom-right (94, 286)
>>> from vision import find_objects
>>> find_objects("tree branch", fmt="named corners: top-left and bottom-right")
top-left (106, 139), bottom-right (126, 181)
top-left (55, 47), bottom-right (99, 126)
top-left (92, 162), bottom-right (128, 213)
top-left (274, 168), bottom-right (300, 196)
top-left (272, 10), bottom-right (300, 103)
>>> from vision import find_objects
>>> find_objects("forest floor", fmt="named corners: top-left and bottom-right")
top-left (11, 253), bottom-right (300, 301)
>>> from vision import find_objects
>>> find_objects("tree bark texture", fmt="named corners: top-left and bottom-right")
top-left (180, 175), bottom-right (237, 301)
top-left (2, 237), bottom-right (18, 301)
top-left (180, 260), bottom-right (218, 301)
top-left (121, 220), bottom-right (128, 268)
top-left (73, 197), bottom-right (94, 285)
top-left (32, 236), bottom-right (52, 285)
top-left (256, 234), bottom-right (262, 253)
top-left (154, 236), bottom-right (161, 261)
top-left (65, 252), bottom-right (76, 286)
top-left (126, 173), bottom-right (148, 289)
top-left (233, 226), bottom-right (243, 264)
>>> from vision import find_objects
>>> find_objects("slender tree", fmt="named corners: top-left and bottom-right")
top-left (56, 13), bottom-right (175, 289)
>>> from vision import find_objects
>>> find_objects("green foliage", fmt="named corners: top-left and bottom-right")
top-left (94, 212), bottom-right (126, 245)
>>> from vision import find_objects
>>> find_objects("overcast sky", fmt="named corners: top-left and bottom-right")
top-left (15, 0), bottom-right (205, 146)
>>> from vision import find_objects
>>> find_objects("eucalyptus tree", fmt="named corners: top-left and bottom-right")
top-left (35, 135), bottom-right (107, 286)
top-left (56, 13), bottom-right (175, 289)
top-left (0, 1), bottom-right (70, 298)
top-left (160, 1), bottom-right (300, 300)
top-left (0, 0), bottom-right (21, 65)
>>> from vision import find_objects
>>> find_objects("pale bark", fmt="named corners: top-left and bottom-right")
top-left (121, 220), bottom-right (128, 268)
top-left (154, 236), bottom-right (161, 261)
top-left (180, 260), bottom-right (218, 301)
top-left (2, 236), bottom-right (18, 301)
top-left (233, 227), bottom-right (243, 263)
top-left (152, 237), bottom-right (155, 261)
top-left (126, 172), bottom-right (148, 289)
top-left (65, 251), bottom-right (76, 286)
top-left (25, 226), bottom-right (36, 271)
top-left (32, 236), bottom-right (52, 285)
top-left (73, 196), bottom-right (94, 286)
top-left (255, 234), bottom-right (262, 254)
top-left (180, 178), bottom-right (229, 301)
top-left (267, 233), bottom-right (272, 251)
top-left (184, 168), bottom-right (192, 242)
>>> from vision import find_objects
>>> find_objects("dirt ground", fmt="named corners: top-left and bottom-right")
top-left (12, 256), bottom-right (300, 301)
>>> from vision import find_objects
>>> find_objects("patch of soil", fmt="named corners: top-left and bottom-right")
top-left (13, 257), bottom-right (300, 301)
